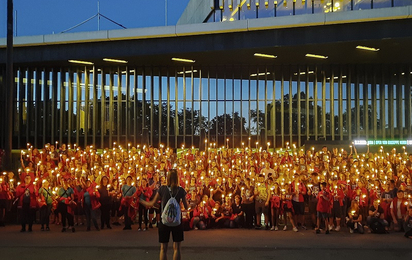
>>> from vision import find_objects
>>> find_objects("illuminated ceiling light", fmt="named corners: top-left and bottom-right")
top-left (68, 60), bottom-right (94, 65)
top-left (247, 0), bottom-right (251, 9)
top-left (177, 70), bottom-right (198, 75)
top-left (256, 0), bottom-right (260, 7)
top-left (356, 45), bottom-right (379, 52)
top-left (293, 71), bottom-right (314, 76)
top-left (265, 1), bottom-right (269, 7)
top-left (219, 0), bottom-right (224, 9)
top-left (103, 58), bottom-right (128, 63)
top-left (254, 53), bottom-right (277, 59)
top-left (229, 0), bottom-right (234, 10)
top-left (172, 58), bottom-right (195, 63)
top-left (250, 72), bottom-right (271, 77)
top-left (305, 54), bottom-right (328, 59)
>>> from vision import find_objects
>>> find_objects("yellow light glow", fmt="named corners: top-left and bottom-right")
top-left (356, 46), bottom-right (380, 52)
top-left (103, 58), bottom-right (128, 63)
top-left (172, 58), bottom-right (195, 63)
top-left (305, 54), bottom-right (328, 59)
top-left (254, 53), bottom-right (277, 59)
top-left (68, 60), bottom-right (94, 65)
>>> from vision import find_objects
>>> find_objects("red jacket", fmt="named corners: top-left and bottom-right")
top-left (15, 182), bottom-right (38, 209)
top-left (391, 197), bottom-right (408, 220)
top-left (82, 186), bottom-right (101, 210)
top-left (317, 190), bottom-right (332, 213)
top-left (291, 181), bottom-right (307, 203)
top-left (352, 187), bottom-right (368, 207)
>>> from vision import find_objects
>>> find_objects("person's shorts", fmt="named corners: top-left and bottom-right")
top-left (292, 201), bottom-right (305, 215)
top-left (309, 201), bottom-right (317, 214)
top-left (317, 211), bottom-right (329, 219)
top-left (331, 201), bottom-right (343, 219)
top-left (158, 221), bottom-right (184, 243)
top-left (255, 201), bottom-right (269, 215)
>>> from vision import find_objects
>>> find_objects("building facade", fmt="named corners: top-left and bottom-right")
top-left (1, 1), bottom-right (412, 149)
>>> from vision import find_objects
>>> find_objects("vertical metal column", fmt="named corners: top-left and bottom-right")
top-left (76, 70), bottom-right (81, 145)
top-left (109, 70), bottom-right (114, 148)
top-left (192, 68), bottom-right (195, 146)
top-left (51, 70), bottom-right (57, 144)
top-left (166, 69), bottom-right (170, 147)
top-left (117, 67), bottom-right (122, 144)
top-left (125, 68), bottom-right (130, 145)
top-left (18, 69), bottom-right (23, 148)
top-left (224, 70), bottom-right (227, 146)
top-left (60, 70), bottom-right (66, 144)
top-left (256, 70), bottom-right (260, 141)
top-left (355, 70), bottom-right (361, 138)
top-left (174, 71), bottom-right (178, 147)
top-left (85, 69), bottom-right (90, 147)
top-left (183, 69), bottom-right (187, 144)
top-left (232, 68), bottom-right (235, 148)
top-left (372, 68), bottom-right (377, 140)
top-left (158, 69), bottom-right (162, 146)
top-left (322, 70), bottom-right (326, 140)
top-left (281, 68), bottom-right (284, 146)
top-left (43, 69), bottom-right (49, 145)
top-left (347, 69), bottom-right (352, 141)
top-left (34, 68), bottom-right (41, 147)
top-left (264, 68), bottom-right (268, 147)
top-left (26, 69), bottom-right (32, 145)
top-left (68, 70), bottom-right (73, 145)
top-left (314, 67), bottom-right (318, 140)
top-left (380, 67), bottom-right (386, 140)
top-left (389, 72), bottom-right (394, 139)
top-left (297, 68), bottom-right (301, 146)
top-left (397, 71), bottom-right (403, 139)
top-left (92, 67), bottom-right (98, 146)
top-left (272, 68), bottom-right (276, 148)
top-left (248, 68), bottom-right (251, 145)
top-left (364, 69), bottom-right (369, 140)
top-left (101, 69), bottom-right (106, 148)
top-left (306, 66), bottom-right (310, 142)
top-left (150, 68), bottom-right (154, 146)
top-left (133, 69), bottom-right (138, 145)
top-left (338, 68), bottom-right (343, 140)
top-left (330, 71), bottom-right (335, 141)
top-left (407, 65), bottom-right (412, 138)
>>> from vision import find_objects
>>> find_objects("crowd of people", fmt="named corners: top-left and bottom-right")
top-left (0, 141), bottom-right (412, 239)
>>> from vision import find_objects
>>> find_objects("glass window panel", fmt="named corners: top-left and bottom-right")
top-left (317, 101), bottom-right (323, 135)
top-left (234, 79), bottom-right (241, 100)
top-left (259, 79), bottom-right (266, 100)
top-left (161, 75), bottom-right (168, 101)
top-left (202, 78), bottom-right (208, 101)
top-left (275, 81), bottom-right (282, 100)
top-left (375, 0), bottom-right (391, 8)
top-left (218, 79), bottom-right (225, 101)
top-left (250, 101), bottom-right (257, 135)
top-left (267, 80), bottom-right (273, 101)
top-left (226, 78), bottom-right (233, 101)
top-left (277, 0), bottom-right (293, 17)
top-left (210, 78), bottom-right (217, 100)
top-left (194, 76), bottom-right (200, 101)
top-left (295, 0), bottom-right (312, 15)
top-left (169, 76), bottom-right (176, 101)
top-left (242, 79), bottom-right (249, 100)
top-left (145, 75), bottom-right (151, 100)
top-left (317, 82), bottom-right (322, 100)
top-left (185, 76), bottom-right (192, 101)
top-left (153, 75), bottom-right (160, 101)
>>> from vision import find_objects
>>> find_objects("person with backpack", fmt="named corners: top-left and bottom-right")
top-left (140, 169), bottom-right (188, 260)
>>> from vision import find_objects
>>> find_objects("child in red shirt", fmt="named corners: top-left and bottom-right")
top-left (316, 182), bottom-right (332, 234)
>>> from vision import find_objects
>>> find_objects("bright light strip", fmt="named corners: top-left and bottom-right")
top-left (250, 72), bottom-right (271, 77)
top-left (305, 54), bottom-right (328, 59)
top-left (356, 46), bottom-right (379, 52)
top-left (254, 53), bottom-right (277, 59)
top-left (177, 70), bottom-right (198, 74)
top-left (68, 60), bottom-right (94, 65)
top-left (103, 58), bottom-right (128, 63)
top-left (354, 140), bottom-right (367, 146)
top-left (172, 58), bottom-right (195, 63)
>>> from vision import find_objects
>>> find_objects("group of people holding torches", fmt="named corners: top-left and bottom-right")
top-left (0, 141), bottom-right (411, 239)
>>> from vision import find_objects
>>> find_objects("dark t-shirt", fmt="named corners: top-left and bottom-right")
top-left (369, 205), bottom-right (384, 218)
top-left (158, 185), bottom-right (187, 214)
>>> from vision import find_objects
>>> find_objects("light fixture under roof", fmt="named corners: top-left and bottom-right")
top-left (254, 53), bottom-right (277, 59)
top-left (250, 72), bottom-right (271, 77)
top-left (305, 54), bottom-right (328, 59)
top-left (172, 58), bottom-right (195, 63)
top-left (103, 58), bottom-right (128, 63)
top-left (356, 45), bottom-right (380, 52)
top-left (68, 60), bottom-right (94, 65)
top-left (177, 70), bottom-right (198, 75)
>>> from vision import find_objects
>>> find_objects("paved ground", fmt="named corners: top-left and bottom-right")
top-left (0, 224), bottom-right (411, 260)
